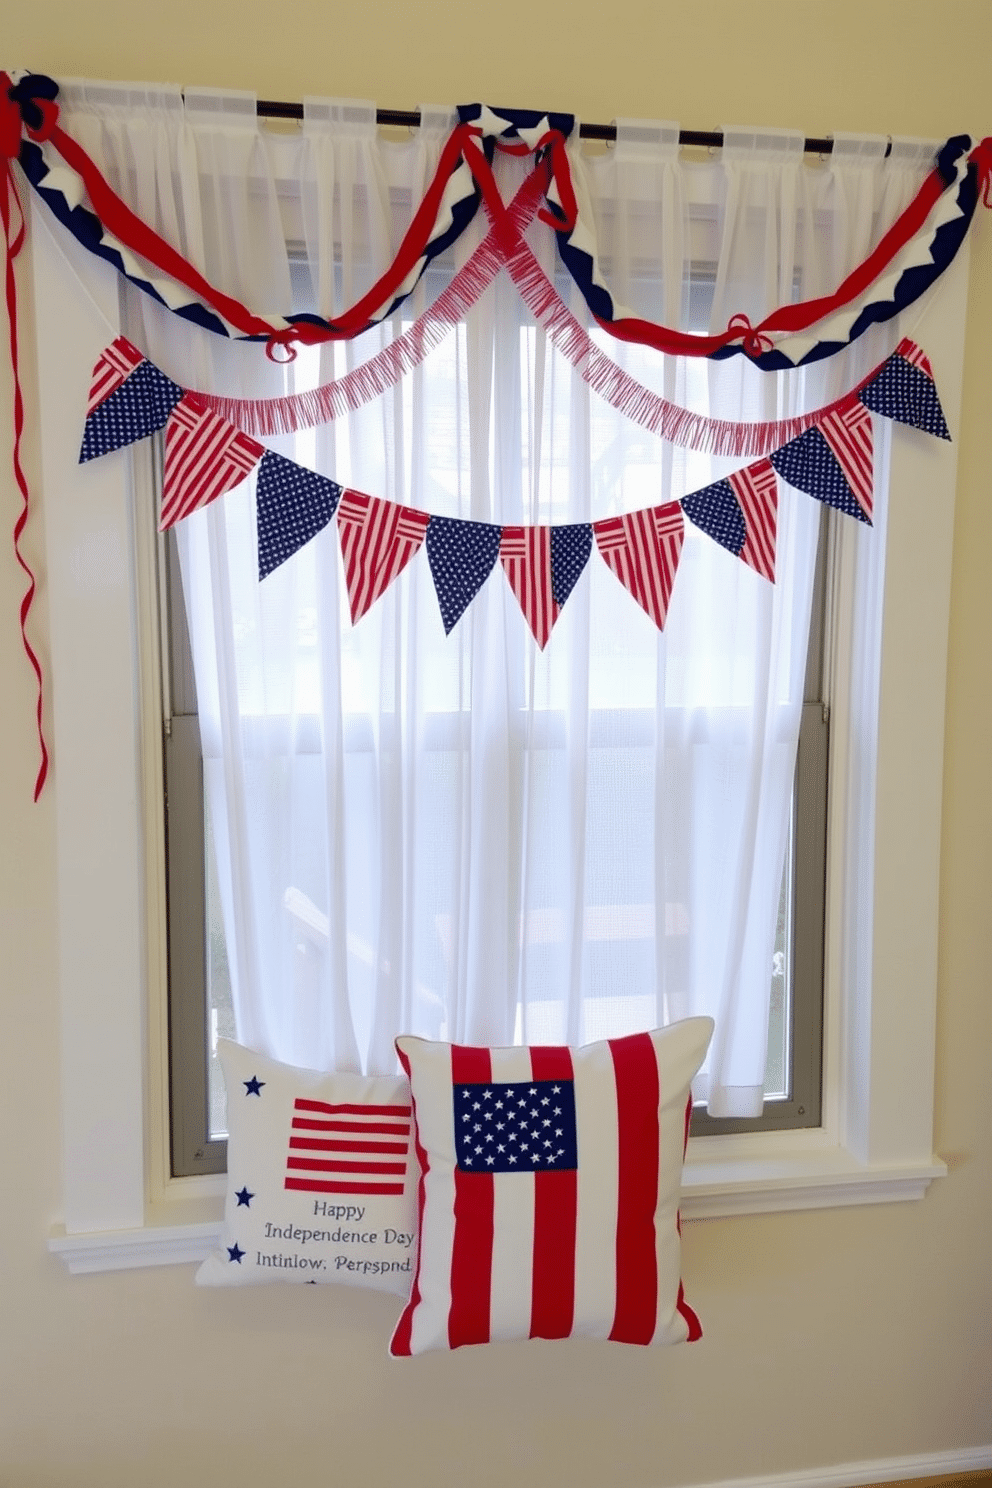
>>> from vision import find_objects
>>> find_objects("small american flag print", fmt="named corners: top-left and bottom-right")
top-left (284, 1098), bottom-right (412, 1197)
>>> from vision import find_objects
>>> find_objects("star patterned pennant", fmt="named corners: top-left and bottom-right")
top-left (550, 522), bottom-right (594, 607)
top-left (256, 450), bottom-right (342, 580)
top-left (770, 424), bottom-right (870, 525)
top-left (79, 356), bottom-right (183, 463)
top-left (425, 515), bottom-right (502, 634)
top-left (593, 502), bottom-right (685, 630)
top-left (336, 490), bottom-right (432, 624)
top-left (161, 394), bottom-right (265, 531)
top-left (858, 337), bottom-right (950, 440)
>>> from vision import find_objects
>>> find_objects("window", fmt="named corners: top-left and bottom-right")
top-left (31, 100), bottom-right (963, 1271)
top-left (163, 495), bottom-right (830, 1175)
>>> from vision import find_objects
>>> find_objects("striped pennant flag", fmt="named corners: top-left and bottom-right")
top-left (728, 459), bottom-right (778, 581)
top-left (86, 336), bottom-right (145, 414)
top-left (817, 401), bottom-right (874, 522)
top-left (593, 501), bottom-right (685, 630)
top-left (859, 339), bottom-right (950, 441)
top-left (160, 394), bottom-right (265, 531)
top-left (499, 526), bottom-right (558, 648)
top-left (336, 490), bottom-right (432, 624)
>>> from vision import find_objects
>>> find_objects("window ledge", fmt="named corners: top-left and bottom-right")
top-left (680, 1141), bottom-right (947, 1220)
top-left (47, 1144), bottom-right (948, 1273)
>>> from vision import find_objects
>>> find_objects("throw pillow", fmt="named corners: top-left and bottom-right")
top-left (196, 1039), bottom-right (418, 1295)
top-left (390, 1017), bottom-right (713, 1354)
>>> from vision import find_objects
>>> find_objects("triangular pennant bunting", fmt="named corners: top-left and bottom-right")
top-left (817, 401), bottom-right (874, 522)
top-left (681, 479), bottom-right (746, 556)
top-left (160, 395), bottom-right (265, 531)
top-left (769, 425), bottom-right (870, 525)
top-left (499, 527), bottom-right (559, 648)
top-left (336, 491), bottom-right (432, 624)
top-left (425, 516), bottom-right (502, 634)
top-left (728, 460), bottom-right (778, 580)
top-left (859, 337), bottom-right (951, 440)
top-left (73, 335), bottom-right (957, 645)
top-left (80, 358), bottom-right (183, 463)
top-left (550, 523), bottom-right (593, 607)
top-left (256, 450), bottom-right (343, 580)
top-left (593, 502), bottom-right (685, 630)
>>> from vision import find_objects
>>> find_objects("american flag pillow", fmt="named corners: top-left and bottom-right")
top-left (391, 1017), bottom-right (713, 1354)
top-left (196, 1040), bottom-right (418, 1295)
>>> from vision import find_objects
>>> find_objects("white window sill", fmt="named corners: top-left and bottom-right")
top-left (47, 1139), bottom-right (948, 1274)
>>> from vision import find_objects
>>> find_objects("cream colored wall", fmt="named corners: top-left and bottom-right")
top-left (1, 4), bottom-right (990, 1485)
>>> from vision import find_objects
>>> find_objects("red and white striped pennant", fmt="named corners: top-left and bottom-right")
top-left (817, 399), bottom-right (874, 522)
top-left (895, 337), bottom-right (935, 378)
top-left (593, 501), bottom-right (685, 631)
top-left (86, 335), bottom-right (145, 415)
top-left (728, 459), bottom-right (778, 582)
top-left (499, 526), bottom-right (558, 649)
top-left (336, 490), bottom-right (431, 624)
top-left (160, 394), bottom-right (265, 531)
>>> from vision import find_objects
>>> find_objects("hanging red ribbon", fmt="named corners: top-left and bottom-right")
top-left (1, 71), bottom-right (49, 800)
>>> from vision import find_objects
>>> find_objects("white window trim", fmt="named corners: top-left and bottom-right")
top-left (32, 204), bottom-right (968, 1275)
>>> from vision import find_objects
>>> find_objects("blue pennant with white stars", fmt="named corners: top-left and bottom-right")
top-left (453, 1079), bottom-right (578, 1173)
top-left (859, 356), bottom-right (951, 441)
top-left (550, 523), bottom-right (593, 607)
top-left (425, 515), bottom-right (502, 633)
top-left (681, 479), bottom-right (746, 558)
top-left (256, 450), bottom-right (343, 579)
top-left (770, 427), bottom-right (870, 524)
top-left (79, 360), bottom-right (183, 463)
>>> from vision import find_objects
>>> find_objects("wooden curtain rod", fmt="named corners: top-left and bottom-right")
top-left (255, 99), bottom-right (851, 156)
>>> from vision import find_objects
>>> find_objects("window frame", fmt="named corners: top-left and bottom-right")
top-left (33, 200), bottom-right (965, 1273)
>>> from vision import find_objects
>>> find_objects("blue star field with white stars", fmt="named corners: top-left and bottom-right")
top-left (453, 1079), bottom-right (578, 1173)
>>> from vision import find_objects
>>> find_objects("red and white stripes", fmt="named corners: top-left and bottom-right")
top-left (160, 394), bottom-right (264, 530)
top-left (593, 502), bottom-right (685, 631)
top-left (336, 490), bottom-right (432, 624)
top-left (86, 334), bottom-right (144, 415)
top-left (729, 459), bottom-right (778, 581)
top-left (499, 526), bottom-right (559, 649)
top-left (818, 400), bottom-right (874, 521)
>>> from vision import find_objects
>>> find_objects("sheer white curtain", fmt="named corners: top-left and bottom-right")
top-left (55, 84), bottom-right (934, 1114)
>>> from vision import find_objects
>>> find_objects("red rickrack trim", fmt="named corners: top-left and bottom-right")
top-left (1, 72), bottom-right (49, 799)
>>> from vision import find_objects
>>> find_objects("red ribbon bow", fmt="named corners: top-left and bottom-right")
top-left (726, 313), bottom-right (774, 359)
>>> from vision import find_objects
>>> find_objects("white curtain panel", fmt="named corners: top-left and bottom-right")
top-left (54, 84), bottom-right (931, 1114)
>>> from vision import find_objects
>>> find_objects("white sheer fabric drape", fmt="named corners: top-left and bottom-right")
top-left (54, 84), bottom-right (933, 1114)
